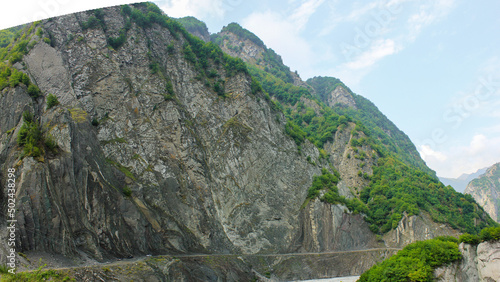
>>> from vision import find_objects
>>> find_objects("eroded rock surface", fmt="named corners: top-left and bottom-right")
top-left (434, 241), bottom-right (500, 282)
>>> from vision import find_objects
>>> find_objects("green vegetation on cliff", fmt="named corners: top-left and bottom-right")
top-left (359, 236), bottom-right (461, 282)
top-left (361, 156), bottom-right (496, 234)
top-left (459, 226), bottom-right (500, 244)
top-left (123, 3), bottom-right (248, 98)
top-left (216, 23), bottom-right (497, 235)
top-left (215, 23), bottom-right (294, 83)
top-left (0, 264), bottom-right (74, 282)
top-left (361, 226), bottom-right (500, 282)
top-left (176, 16), bottom-right (209, 38)
top-left (308, 76), bottom-right (432, 177)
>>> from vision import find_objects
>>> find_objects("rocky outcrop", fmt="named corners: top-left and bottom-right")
top-left (291, 199), bottom-right (379, 253)
top-left (465, 163), bottom-right (500, 222)
top-left (325, 123), bottom-right (374, 198)
top-left (0, 5), bottom-right (320, 261)
top-left (217, 24), bottom-right (311, 89)
top-left (434, 241), bottom-right (500, 282)
top-left (383, 212), bottom-right (460, 248)
top-left (176, 16), bottom-right (211, 42)
top-left (327, 85), bottom-right (357, 109)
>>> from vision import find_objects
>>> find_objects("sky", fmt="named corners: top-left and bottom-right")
top-left (2, 0), bottom-right (500, 178)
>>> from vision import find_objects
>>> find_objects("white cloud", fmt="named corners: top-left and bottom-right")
top-left (479, 56), bottom-right (500, 77)
top-left (158, 0), bottom-right (225, 19)
top-left (319, 0), bottom-right (457, 85)
top-left (242, 6), bottom-right (319, 77)
top-left (331, 38), bottom-right (402, 86)
top-left (406, 0), bottom-right (455, 42)
top-left (419, 144), bottom-right (447, 162)
top-left (419, 134), bottom-right (500, 178)
top-left (290, 0), bottom-right (325, 30)
top-left (344, 39), bottom-right (400, 70)
top-left (1, 0), bottom-right (138, 30)
top-left (319, 0), bottom-right (390, 37)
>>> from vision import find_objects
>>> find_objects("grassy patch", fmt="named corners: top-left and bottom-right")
top-left (0, 264), bottom-right (75, 282)
top-left (68, 108), bottom-right (88, 123)
top-left (106, 158), bottom-right (136, 181)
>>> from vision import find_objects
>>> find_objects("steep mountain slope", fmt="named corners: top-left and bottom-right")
top-left (211, 22), bottom-right (494, 236)
top-left (0, 3), bottom-right (497, 280)
top-left (465, 163), bottom-right (500, 222)
top-left (0, 3), bottom-right (322, 261)
top-left (307, 76), bottom-right (435, 178)
top-left (440, 167), bottom-right (487, 193)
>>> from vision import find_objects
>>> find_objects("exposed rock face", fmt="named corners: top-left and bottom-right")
top-left (0, 4), bottom-right (472, 280)
top-left (177, 16), bottom-right (211, 42)
top-left (292, 199), bottom-right (379, 253)
top-left (0, 5), bottom-right (320, 260)
top-left (434, 241), bottom-right (500, 282)
top-left (465, 163), bottom-right (500, 222)
top-left (327, 85), bottom-right (357, 109)
top-left (324, 123), bottom-right (374, 198)
top-left (383, 212), bottom-right (460, 248)
top-left (217, 25), bottom-right (311, 89)
top-left (218, 31), bottom-right (264, 65)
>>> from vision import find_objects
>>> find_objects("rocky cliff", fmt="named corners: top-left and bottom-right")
top-left (0, 4), bottom-right (325, 260)
top-left (434, 241), bottom-right (500, 282)
top-left (0, 3), bottom-right (495, 280)
top-left (465, 163), bottom-right (500, 222)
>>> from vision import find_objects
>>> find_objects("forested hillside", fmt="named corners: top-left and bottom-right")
top-left (209, 22), bottom-right (496, 235)
top-left (0, 3), bottom-right (497, 281)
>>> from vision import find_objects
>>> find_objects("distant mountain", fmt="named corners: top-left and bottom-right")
top-left (465, 163), bottom-right (500, 222)
top-left (439, 168), bottom-right (487, 193)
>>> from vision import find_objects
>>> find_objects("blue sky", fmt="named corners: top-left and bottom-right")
top-left (3, 0), bottom-right (500, 178)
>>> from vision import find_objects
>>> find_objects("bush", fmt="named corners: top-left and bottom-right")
top-left (107, 32), bottom-right (127, 49)
top-left (81, 16), bottom-right (101, 30)
top-left (17, 114), bottom-right (42, 157)
top-left (359, 237), bottom-right (461, 282)
top-left (459, 226), bottom-right (500, 245)
top-left (213, 80), bottom-right (224, 96)
top-left (44, 135), bottom-right (58, 153)
top-left (122, 186), bottom-right (132, 197)
top-left (163, 80), bottom-right (175, 100)
top-left (459, 233), bottom-right (480, 244)
top-left (17, 110), bottom-right (59, 159)
top-left (22, 110), bottom-right (33, 123)
top-left (121, 5), bottom-right (132, 16)
top-left (479, 226), bottom-right (500, 241)
top-left (46, 93), bottom-right (59, 109)
top-left (149, 62), bottom-right (159, 74)
top-left (27, 84), bottom-right (41, 98)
